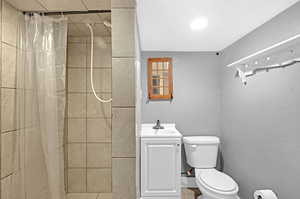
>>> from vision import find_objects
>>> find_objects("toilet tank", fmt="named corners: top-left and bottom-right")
top-left (183, 136), bottom-right (220, 168)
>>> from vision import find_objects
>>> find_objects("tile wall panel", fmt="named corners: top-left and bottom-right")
top-left (112, 58), bottom-right (135, 106)
top-left (0, 2), bottom-right (22, 199)
top-left (111, 9), bottom-right (135, 57)
top-left (111, 5), bottom-right (136, 199)
top-left (66, 36), bottom-right (112, 194)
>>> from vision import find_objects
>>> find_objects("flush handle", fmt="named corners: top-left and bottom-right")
top-left (176, 143), bottom-right (181, 152)
top-left (191, 145), bottom-right (197, 150)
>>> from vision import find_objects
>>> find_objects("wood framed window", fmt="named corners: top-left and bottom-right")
top-left (147, 57), bottom-right (173, 100)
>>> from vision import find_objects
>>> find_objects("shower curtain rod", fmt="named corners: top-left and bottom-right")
top-left (236, 57), bottom-right (300, 78)
top-left (23, 10), bottom-right (111, 16)
top-left (246, 59), bottom-right (300, 77)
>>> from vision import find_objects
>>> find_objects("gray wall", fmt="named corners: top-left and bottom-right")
top-left (141, 52), bottom-right (221, 137)
top-left (140, 2), bottom-right (300, 199)
top-left (221, 2), bottom-right (300, 199)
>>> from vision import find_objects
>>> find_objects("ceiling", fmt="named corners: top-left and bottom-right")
top-left (5, 0), bottom-right (112, 37)
top-left (6, 0), bottom-right (110, 11)
top-left (137, 0), bottom-right (300, 52)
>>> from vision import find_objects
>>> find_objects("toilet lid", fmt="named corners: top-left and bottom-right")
top-left (198, 169), bottom-right (237, 192)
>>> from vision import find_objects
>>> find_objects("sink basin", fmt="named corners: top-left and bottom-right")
top-left (156, 129), bottom-right (176, 134)
top-left (141, 123), bottom-right (182, 138)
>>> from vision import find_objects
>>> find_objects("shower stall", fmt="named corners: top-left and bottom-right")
top-left (1, 1), bottom-right (140, 199)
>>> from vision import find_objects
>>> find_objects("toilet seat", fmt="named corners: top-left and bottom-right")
top-left (196, 169), bottom-right (238, 195)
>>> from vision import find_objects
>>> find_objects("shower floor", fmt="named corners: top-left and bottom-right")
top-left (66, 193), bottom-right (112, 199)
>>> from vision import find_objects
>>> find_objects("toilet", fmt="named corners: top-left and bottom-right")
top-left (183, 136), bottom-right (239, 199)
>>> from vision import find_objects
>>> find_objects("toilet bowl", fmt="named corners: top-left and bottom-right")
top-left (195, 168), bottom-right (239, 199)
top-left (183, 136), bottom-right (239, 199)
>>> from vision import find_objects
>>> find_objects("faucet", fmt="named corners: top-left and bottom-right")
top-left (153, 120), bottom-right (164, 129)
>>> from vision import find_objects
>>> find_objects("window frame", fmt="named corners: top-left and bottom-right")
top-left (147, 57), bottom-right (173, 100)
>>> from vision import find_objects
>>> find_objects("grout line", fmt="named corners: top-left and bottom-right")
top-left (111, 6), bottom-right (136, 9)
top-left (79, 0), bottom-right (89, 10)
top-left (0, 3), bottom-right (2, 186)
top-left (68, 141), bottom-right (112, 144)
top-left (111, 7), bottom-right (136, 10)
top-left (1, 129), bottom-right (18, 134)
top-left (66, 117), bottom-right (112, 119)
top-left (0, 172), bottom-right (13, 180)
top-left (2, 40), bottom-right (17, 48)
top-left (112, 56), bottom-right (136, 59)
top-left (65, 42), bottom-right (69, 193)
top-left (1, 87), bottom-right (17, 90)
top-left (112, 106), bottom-right (136, 108)
top-left (68, 167), bottom-right (112, 169)
top-left (35, 0), bottom-right (48, 11)
top-left (112, 157), bottom-right (136, 159)
top-left (85, 38), bottom-right (88, 193)
top-left (67, 91), bottom-right (112, 94)
top-left (110, 39), bottom-right (113, 194)
top-left (67, 66), bottom-right (112, 69)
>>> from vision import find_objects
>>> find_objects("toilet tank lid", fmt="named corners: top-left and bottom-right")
top-left (183, 136), bottom-right (220, 144)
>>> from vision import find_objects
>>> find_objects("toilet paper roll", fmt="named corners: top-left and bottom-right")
top-left (254, 190), bottom-right (278, 199)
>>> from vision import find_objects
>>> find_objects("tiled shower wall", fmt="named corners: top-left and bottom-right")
top-left (0, 1), bottom-right (137, 199)
top-left (1, 2), bottom-right (67, 199)
top-left (66, 1), bottom-right (137, 198)
top-left (0, 1), bottom-right (21, 199)
top-left (65, 36), bottom-right (113, 194)
top-left (111, 1), bottom-right (137, 199)
top-left (66, 3), bottom-right (137, 199)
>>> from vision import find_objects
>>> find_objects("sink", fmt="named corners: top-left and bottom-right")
top-left (141, 123), bottom-right (182, 138)
top-left (156, 129), bottom-right (176, 134)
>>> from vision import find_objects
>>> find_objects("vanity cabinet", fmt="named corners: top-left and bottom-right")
top-left (141, 138), bottom-right (181, 199)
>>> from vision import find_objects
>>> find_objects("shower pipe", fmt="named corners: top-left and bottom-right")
top-left (86, 23), bottom-right (112, 103)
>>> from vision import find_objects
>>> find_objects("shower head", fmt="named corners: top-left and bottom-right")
top-left (103, 20), bottom-right (112, 29)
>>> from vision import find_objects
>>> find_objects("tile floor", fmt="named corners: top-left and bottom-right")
top-left (66, 193), bottom-right (112, 199)
top-left (66, 188), bottom-right (200, 199)
top-left (182, 188), bottom-right (201, 199)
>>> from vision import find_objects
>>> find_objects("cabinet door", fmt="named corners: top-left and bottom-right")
top-left (141, 139), bottom-right (181, 197)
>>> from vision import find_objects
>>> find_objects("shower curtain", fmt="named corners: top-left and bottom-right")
top-left (14, 14), bottom-right (67, 199)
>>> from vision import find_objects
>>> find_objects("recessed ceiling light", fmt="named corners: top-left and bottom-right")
top-left (190, 17), bottom-right (208, 31)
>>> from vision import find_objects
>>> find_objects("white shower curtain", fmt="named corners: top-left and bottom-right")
top-left (14, 14), bottom-right (67, 199)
